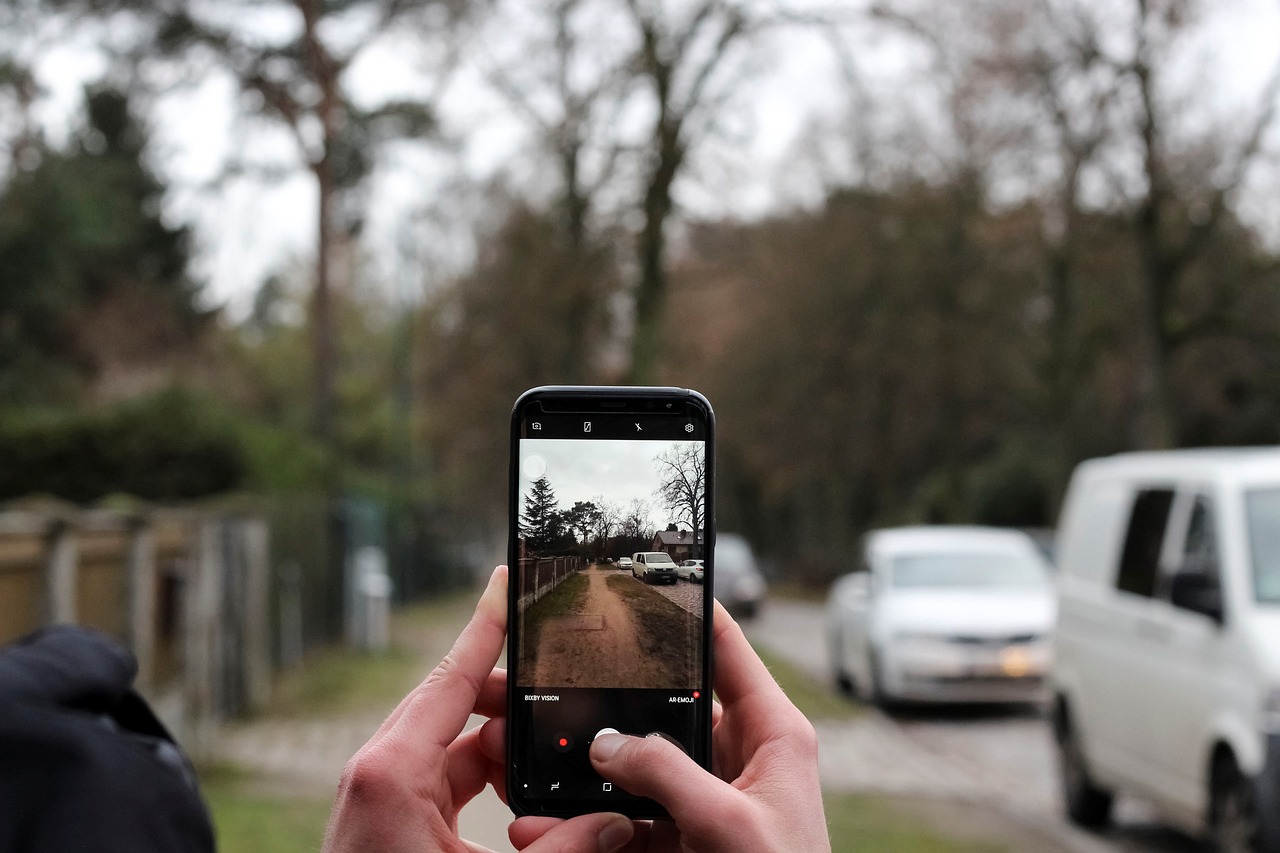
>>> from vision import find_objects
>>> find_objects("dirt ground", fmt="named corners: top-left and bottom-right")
top-left (529, 566), bottom-right (697, 689)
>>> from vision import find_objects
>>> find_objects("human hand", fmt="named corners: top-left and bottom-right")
top-left (322, 566), bottom-right (635, 853)
top-left (511, 600), bottom-right (830, 853)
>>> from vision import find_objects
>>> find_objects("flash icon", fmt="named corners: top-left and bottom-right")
top-left (584, 422), bottom-right (592, 433)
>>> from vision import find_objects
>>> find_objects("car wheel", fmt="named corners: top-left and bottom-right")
top-left (1212, 753), bottom-right (1261, 853)
top-left (829, 628), bottom-right (855, 697)
top-left (1054, 701), bottom-right (1113, 828)
top-left (867, 647), bottom-right (892, 708)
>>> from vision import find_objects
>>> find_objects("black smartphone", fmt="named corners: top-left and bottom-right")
top-left (506, 386), bottom-right (715, 818)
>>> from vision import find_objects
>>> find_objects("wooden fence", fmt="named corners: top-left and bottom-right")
top-left (516, 555), bottom-right (583, 610)
top-left (0, 508), bottom-right (270, 759)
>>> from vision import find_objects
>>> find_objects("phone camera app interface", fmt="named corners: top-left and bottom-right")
top-left (515, 412), bottom-right (708, 804)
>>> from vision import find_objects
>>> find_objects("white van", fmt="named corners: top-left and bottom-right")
top-left (1052, 449), bottom-right (1280, 851)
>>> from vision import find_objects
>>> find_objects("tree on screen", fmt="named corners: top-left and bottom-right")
top-left (520, 476), bottom-right (564, 553)
top-left (654, 443), bottom-right (706, 547)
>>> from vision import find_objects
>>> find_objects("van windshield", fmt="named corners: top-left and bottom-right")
top-left (1247, 489), bottom-right (1280, 602)
top-left (889, 552), bottom-right (1050, 589)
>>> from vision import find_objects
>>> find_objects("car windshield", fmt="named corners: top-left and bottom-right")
top-left (889, 551), bottom-right (1049, 589)
top-left (644, 553), bottom-right (676, 566)
top-left (1247, 489), bottom-right (1280, 603)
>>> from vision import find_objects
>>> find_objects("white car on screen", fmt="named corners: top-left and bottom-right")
top-left (827, 526), bottom-right (1055, 705)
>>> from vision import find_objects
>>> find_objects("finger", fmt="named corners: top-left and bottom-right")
top-left (509, 814), bottom-right (634, 853)
top-left (386, 566), bottom-right (509, 750)
top-left (710, 600), bottom-right (785, 708)
top-left (445, 726), bottom-right (494, 812)
top-left (478, 717), bottom-right (505, 764)
top-left (475, 667), bottom-right (507, 719)
top-left (590, 733), bottom-right (752, 843)
top-left (711, 698), bottom-right (724, 727)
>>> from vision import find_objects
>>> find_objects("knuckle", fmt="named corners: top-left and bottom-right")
top-left (787, 713), bottom-right (820, 762)
top-left (337, 749), bottom-right (397, 805)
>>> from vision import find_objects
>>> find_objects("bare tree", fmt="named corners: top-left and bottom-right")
top-left (621, 497), bottom-right (653, 540)
top-left (622, 0), bottom-right (761, 382)
top-left (144, 0), bottom-right (457, 449)
top-left (653, 442), bottom-right (706, 543)
top-left (478, 0), bottom-right (629, 380)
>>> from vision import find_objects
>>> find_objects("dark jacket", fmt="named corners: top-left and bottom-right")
top-left (0, 626), bottom-right (215, 852)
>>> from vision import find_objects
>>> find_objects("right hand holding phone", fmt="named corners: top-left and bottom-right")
top-left (510, 601), bottom-right (832, 853)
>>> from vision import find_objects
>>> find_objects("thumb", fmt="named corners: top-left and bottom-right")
top-left (590, 733), bottom-right (746, 835)
top-left (511, 813), bottom-right (633, 853)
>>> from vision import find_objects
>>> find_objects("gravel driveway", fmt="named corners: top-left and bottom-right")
top-left (611, 565), bottom-right (705, 615)
top-left (747, 599), bottom-right (1209, 853)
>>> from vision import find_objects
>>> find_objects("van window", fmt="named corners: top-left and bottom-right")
top-left (1181, 496), bottom-right (1219, 578)
top-left (1116, 489), bottom-right (1175, 598)
top-left (1247, 488), bottom-right (1280, 602)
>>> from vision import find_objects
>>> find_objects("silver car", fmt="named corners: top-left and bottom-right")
top-left (713, 534), bottom-right (766, 618)
top-left (827, 526), bottom-right (1055, 706)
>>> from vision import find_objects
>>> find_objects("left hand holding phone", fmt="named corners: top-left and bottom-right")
top-left (322, 565), bottom-right (635, 853)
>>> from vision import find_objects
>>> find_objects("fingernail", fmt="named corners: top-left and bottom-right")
top-left (591, 733), bottom-right (626, 762)
top-left (598, 816), bottom-right (633, 853)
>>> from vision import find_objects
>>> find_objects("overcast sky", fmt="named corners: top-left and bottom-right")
top-left (519, 438), bottom-right (703, 532)
top-left (22, 0), bottom-right (1280, 316)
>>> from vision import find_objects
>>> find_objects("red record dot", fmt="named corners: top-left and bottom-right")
top-left (558, 737), bottom-right (568, 747)
top-left (693, 691), bottom-right (700, 699)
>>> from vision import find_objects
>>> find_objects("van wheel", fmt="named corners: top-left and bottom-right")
top-left (1054, 703), bottom-right (1113, 828)
top-left (1212, 754), bottom-right (1260, 853)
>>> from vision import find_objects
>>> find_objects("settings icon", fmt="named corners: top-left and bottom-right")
top-left (684, 423), bottom-right (694, 433)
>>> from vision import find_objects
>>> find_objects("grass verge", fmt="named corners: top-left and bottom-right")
top-left (825, 793), bottom-right (1009, 853)
top-left (517, 570), bottom-right (590, 674)
top-left (199, 762), bottom-right (332, 853)
top-left (754, 645), bottom-right (861, 721)
top-left (268, 645), bottom-right (422, 718)
top-left (605, 574), bottom-right (703, 676)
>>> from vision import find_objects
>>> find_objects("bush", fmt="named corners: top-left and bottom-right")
top-left (0, 388), bottom-right (245, 502)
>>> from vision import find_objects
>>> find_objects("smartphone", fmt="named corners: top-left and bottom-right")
top-left (506, 386), bottom-right (715, 818)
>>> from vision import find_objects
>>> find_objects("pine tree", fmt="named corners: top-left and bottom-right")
top-left (520, 476), bottom-right (563, 554)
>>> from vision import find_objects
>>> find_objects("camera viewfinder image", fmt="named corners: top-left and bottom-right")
top-left (516, 438), bottom-right (706, 689)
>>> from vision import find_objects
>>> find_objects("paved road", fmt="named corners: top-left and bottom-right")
top-left (745, 599), bottom-right (1209, 853)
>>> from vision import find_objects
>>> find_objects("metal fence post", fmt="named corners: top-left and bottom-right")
top-left (127, 518), bottom-right (156, 692)
top-left (45, 519), bottom-right (77, 625)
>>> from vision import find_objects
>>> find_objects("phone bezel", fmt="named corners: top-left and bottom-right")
top-left (505, 385), bottom-right (716, 818)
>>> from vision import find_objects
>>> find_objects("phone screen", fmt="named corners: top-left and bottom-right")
top-left (507, 387), bottom-right (713, 817)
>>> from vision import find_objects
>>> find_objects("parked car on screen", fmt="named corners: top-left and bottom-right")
top-left (617, 557), bottom-right (633, 571)
top-left (1052, 449), bottom-right (1280, 851)
top-left (826, 526), bottom-right (1055, 706)
top-left (632, 552), bottom-right (678, 585)
top-left (714, 534), bottom-right (766, 618)
top-left (678, 559), bottom-right (704, 582)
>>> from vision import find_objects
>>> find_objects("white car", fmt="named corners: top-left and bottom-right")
top-left (827, 526), bottom-right (1055, 706)
top-left (677, 559), bottom-right (704, 582)
top-left (1052, 449), bottom-right (1280, 850)
top-left (616, 557), bottom-right (633, 571)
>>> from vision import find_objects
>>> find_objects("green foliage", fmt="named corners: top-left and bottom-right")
top-left (0, 387), bottom-right (333, 503)
top-left (0, 86), bottom-right (204, 406)
top-left (0, 389), bottom-right (245, 502)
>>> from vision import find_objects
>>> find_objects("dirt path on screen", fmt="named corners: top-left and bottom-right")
top-left (532, 568), bottom-right (674, 688)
